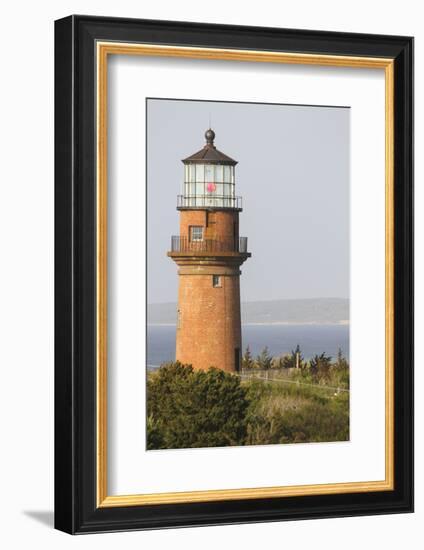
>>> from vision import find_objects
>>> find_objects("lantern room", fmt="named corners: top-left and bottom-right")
top-left (178, 129), bottom-right (241, 210)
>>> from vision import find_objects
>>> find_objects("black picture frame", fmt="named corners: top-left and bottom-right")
top-left (55, 15), bottom-right (414, 534)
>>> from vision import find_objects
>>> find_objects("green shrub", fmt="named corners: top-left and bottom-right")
top-left (147, 362), bottom-right (250, 450)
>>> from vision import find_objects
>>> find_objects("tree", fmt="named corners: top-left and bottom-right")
top-left (242, 345), bottom-right (255, 370)
top-left (279, 344), bottom-right (304, 369)
top-left (279, 354), bottom-right (294, 369)
top-left (309, 352), bottom-right (332, 379)
top-left (336, 348), bottom-right (348, 369)
top-left (147, 362), bottom-right (250, 449)
top-left (256, 346), bottom-right (272, 370)
top-left (334, 348), bottom-right (350, 389)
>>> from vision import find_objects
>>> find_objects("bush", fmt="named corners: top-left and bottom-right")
top-left (147, 362), bottom-right (250, 450)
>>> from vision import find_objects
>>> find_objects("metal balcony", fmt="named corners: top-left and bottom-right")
top-left (177, 195), bottom-right (243, 210)
top-left (170, 236), bottom-right (248, 254)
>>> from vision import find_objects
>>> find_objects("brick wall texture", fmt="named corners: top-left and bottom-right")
top-left (171, 209), bottom-right (245, 372)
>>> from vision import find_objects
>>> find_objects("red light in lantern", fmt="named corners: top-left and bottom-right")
top-left (207, 182), bottom-right (216, 193)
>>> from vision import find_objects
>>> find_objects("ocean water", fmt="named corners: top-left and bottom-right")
top-left (147, 324), bottom-right (349, 368)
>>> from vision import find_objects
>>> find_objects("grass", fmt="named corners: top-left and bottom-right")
top-left (243, 376), bottom-right (349, 445)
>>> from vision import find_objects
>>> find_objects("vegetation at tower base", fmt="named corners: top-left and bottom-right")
top-left (147, 362), bottom-right (250, 449)
top-left (146, 350), bottom-right (349, 450)
top-left (255, 346), bottom-right (273, 370)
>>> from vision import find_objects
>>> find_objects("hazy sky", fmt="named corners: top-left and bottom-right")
top-left (147, 98), bottom-right (349, 304)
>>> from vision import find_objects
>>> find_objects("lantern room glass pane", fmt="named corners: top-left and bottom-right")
top-left (205, 165), bottom-right (214, 182)
top-left (223, 182), bottom-right (231, 196)
top-left (214, 183), bottom-right (223, 196)
top-left (195, 181), bottom-right (204, 195)
top-left (223, 165), bottom-right (231, 182)
top-left (215, 165), bottom-right (223, 182)
top-left (196, 164), bottom-right (204, 182)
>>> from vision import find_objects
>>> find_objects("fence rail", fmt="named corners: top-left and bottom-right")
top-left (237, 371), bottom-right (349, 393)
top-left (170, 235), bottom-right (248, 254)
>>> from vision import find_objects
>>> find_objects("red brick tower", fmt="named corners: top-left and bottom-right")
top-left (168, 129), bottom-right (251, 372)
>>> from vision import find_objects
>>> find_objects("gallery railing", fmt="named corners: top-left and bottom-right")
top-left (176, 195), bottom-right (243, 209)
top-left (170, 236), bottom-right (248, 254)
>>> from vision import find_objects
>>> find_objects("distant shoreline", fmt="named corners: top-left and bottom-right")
top-left (148, 298), bottom-right (349, 326)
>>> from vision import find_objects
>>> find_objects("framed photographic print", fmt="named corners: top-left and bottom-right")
top-left (54, 15), bottom-right (413, 534)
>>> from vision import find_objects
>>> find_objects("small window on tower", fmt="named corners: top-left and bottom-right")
top-left (212, 275), bottom-right (221, 288)
top-left (190, 226), bottom-right (203, 242)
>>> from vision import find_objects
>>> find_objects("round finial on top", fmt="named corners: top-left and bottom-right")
top-left (205, 128), bottom-right (215, 145)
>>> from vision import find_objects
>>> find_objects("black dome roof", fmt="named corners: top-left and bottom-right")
top-left (182, 129), bottom-right (237, 166)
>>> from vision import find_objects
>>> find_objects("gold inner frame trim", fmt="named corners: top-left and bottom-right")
top-left (96, 42), bottom-right (395, 508)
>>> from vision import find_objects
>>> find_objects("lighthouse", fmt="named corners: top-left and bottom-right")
top-left (168, 128), bottom-right (251, 372)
